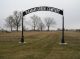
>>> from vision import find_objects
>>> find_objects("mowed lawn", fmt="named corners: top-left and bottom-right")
top-left (0, 31), bottom-right (80, 59)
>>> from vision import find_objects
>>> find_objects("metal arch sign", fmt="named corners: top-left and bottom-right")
top-left (23, 6), bottom-right (63, 16)
top-left (21, 6), bottom-right (65, 44)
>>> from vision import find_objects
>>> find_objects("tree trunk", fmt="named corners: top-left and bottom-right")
top-left (16, 24), bottom-right (18, 32)
top-left (11, 26), bottom-right (12, 32)
top-left (48, 26), bottom-right (49, 31)
top-left (33, 26), bottom-right (35, 31)
top-left (41, 27), bottom-right (42, 31)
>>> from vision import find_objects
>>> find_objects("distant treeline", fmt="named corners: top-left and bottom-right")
top-left (57, 28), bottom-right (80, 32)
top-left (0, 28), bottom-right (80, 32)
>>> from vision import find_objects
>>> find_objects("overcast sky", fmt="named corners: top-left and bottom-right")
top-left (0, 0), bottom-right (80, 29)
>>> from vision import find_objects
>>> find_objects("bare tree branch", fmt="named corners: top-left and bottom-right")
top-left (37, 18), bottom-right (45, 31)
top-left (5, 15), bottom-right (14, 31)
top-left (30, 15), bottom-right (40, 31)
top-left (13, 11), bottom-right (22, 32)
top-left (44, 17), bottom-right (56, 31)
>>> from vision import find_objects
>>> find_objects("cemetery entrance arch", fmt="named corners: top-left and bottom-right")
top-left (21, 6), bottom-right (65, 44)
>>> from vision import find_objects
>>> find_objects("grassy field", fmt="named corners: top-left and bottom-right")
top-left (0, 31), bottom-right (80, 59)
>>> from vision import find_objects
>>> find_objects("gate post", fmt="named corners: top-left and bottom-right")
top-left (21, 12), bottom-right (24, 43)
top-left (61, 10), bottom-right (65, 43)
top-left (60, 10), bottom-right (67, 45)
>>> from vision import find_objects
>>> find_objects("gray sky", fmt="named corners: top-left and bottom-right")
top-left (0, 0), bottom-right (80, 29)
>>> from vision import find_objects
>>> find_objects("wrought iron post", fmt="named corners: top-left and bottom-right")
top-left (61, 10), bottom-right (65, 43)
top-left (21, 12), bottom-right (24, 43)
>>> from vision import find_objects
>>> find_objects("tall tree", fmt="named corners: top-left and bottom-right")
top-left (5, 15), bottom-right (14, 31)
top-left (37, 18), bottom-right (45, 31)
top-left (30, 15), bottom-right (40, 31)
top-left (44, 17), bottom-right (56, 31)
top-left (13, 11), bottom-right (22, 32)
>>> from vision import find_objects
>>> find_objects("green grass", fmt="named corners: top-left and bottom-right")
top-left (0, 31), bottom-right (80, 59)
